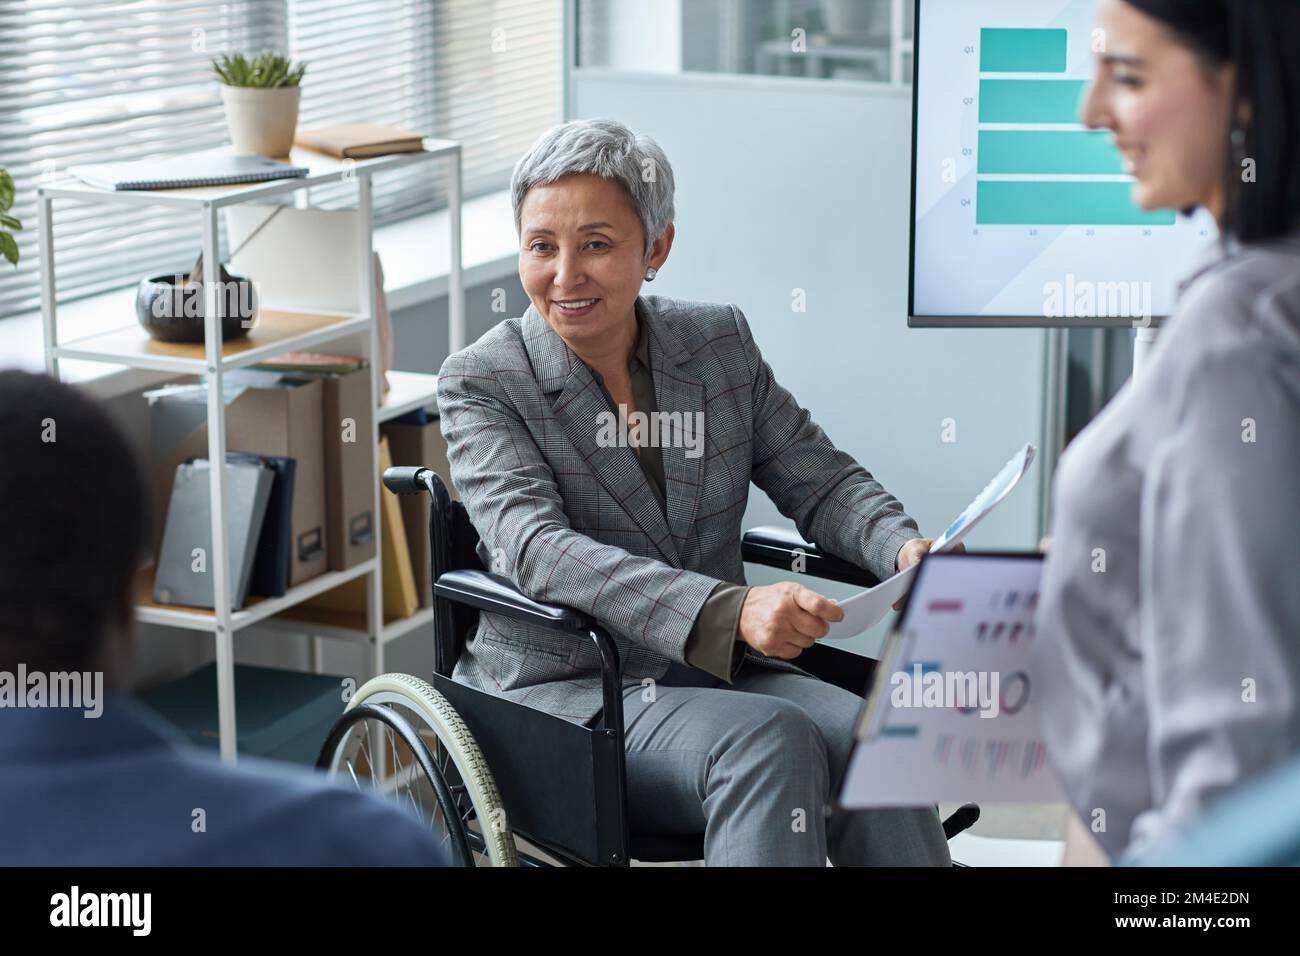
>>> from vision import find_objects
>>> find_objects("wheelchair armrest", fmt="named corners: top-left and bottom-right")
top-left (434, 569), bottom-right (626, 736)
top-left (434, 570), bottom-right (593, 634)
top-left (741, 526), bottom-right (882, 589)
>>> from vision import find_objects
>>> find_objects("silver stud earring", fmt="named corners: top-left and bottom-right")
top-left (1231, 125), bottom-right (1247, 167)
top-left (644, 267), bottom-right (658, 281)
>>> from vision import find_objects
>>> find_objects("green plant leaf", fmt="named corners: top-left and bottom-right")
top-left (214, 51), bottom-right (306, 87)
top-left (0, 169), bottom-right (14, 212)
top-left (0, 214), bottom-right (21, 231)
top-left (0, 231), bottom-right (19, 267)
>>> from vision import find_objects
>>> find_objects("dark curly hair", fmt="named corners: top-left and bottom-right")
top-left (0, 370), bottom-right (148, 672)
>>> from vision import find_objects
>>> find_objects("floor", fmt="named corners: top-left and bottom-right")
top-left (942, 802), bottom-right (1070, 867)
top-left (517, 803), bottom-right (1072, 867)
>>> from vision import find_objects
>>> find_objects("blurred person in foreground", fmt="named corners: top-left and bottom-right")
top-left (0, 370), bottom-right (449, 866)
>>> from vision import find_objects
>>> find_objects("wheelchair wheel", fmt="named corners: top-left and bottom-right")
top-left (319, 673), bottom-right (518, 867)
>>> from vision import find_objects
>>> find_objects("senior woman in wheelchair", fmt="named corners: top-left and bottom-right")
top-left (436, 118), bottom-right (949, 866)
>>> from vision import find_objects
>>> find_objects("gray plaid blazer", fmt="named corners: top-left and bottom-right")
top-left (436, 295), bottom-right (921, 725)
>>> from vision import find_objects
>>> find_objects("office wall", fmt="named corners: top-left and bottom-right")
top-left (389, 273), bottom-right (527, 379)
top-left (573, 70), bottom-right (1051, 653)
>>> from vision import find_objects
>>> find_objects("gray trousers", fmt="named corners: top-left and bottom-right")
top-left (619, 663), bottom-right (951, 866)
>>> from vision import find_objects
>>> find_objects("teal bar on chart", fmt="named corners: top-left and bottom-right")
top-left (980, 28), bottom-right (1067, 73)
top-left (979, 79), bottom-right (1088, 123)
top-left (976, 181), bottom-right (1177, 226)
top-left (978, 130), bottom-right (1125, 175)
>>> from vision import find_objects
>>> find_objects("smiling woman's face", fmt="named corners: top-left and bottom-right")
top-left (517, 173), bottom-right (671, 351)
top-left (1082, 0), bottom-right (1235, 219)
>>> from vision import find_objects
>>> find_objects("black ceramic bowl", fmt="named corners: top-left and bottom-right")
top-left (135, 265), bottom-right (259, 343)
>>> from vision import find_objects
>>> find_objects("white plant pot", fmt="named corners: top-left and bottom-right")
top-left (220, 85), bottom-right (301, 157)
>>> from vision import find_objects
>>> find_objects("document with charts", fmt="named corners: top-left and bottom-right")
top-left (836, 551), bottom-right (1065, 808)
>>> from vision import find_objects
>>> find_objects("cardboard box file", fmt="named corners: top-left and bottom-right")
top-left (147, 375), bottom-right (328, 588)
top-left (382, 417), bottom-right (456, 607)
top-left (226, 378), bottom-right (327, 586)
top-left (320, 367), bottom-right (377, 571)
top-left (302, 436), bottom-right (419, 620)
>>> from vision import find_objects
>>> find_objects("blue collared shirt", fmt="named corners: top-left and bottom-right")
top-left (0, 696), bottom-right (450, 866)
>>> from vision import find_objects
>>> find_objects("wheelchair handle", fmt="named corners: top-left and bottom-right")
top-left (382, 466), bottom-right (431, 496)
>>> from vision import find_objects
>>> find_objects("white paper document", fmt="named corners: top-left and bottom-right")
top-left (824, 443), bottom-right (1036, 640)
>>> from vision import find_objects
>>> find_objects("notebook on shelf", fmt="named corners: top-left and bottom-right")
top-left (253, 352), bottom-right (367, 375)
top-left (68, 149), bottom-right (309, 191)
top-left (246, 453), bottom-right (297, 599)
top-left (152, 455), bottom-right (274, 611)
top-left (294, 122), bottom-right (425, 159)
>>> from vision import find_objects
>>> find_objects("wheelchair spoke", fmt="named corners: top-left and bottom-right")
top-left (383, 723), bottom-right (399, 796)
top-left (405, 773), bottom-right (424, 825)
top-left (405, 790), bottom-right (423, 826)
top-left (393, 738), bottom-right (422, 821)
top-left (388, 706), bottom-right (448, 839)
top-left (431, 742), bottom-right (476, 825)
top-left (436, 740), bottom-right (452, 777)
top-left (433, 804), bottom-right (453, 849)
top-left (360, 721), bottom-right (378, 789)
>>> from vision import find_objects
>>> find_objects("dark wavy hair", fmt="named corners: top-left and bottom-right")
top-left (1122, 0), bottom-right (1300, 242)
top-left (0, 371), bottom-right (148, 672)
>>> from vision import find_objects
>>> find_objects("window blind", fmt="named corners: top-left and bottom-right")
top-left (288, 0), bottom-right (563, 217)
top-left (0, 0), bottom-right (288, 319)
top-left (432, 0), bottom-right (564, 198)
top-left (0, 0), bottom-right (561, 321)
top-left (285, 0), bottom-right (439, 219)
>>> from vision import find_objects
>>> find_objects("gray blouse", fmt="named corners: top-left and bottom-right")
top-left (1034, 231), bottom-right (1300, 860)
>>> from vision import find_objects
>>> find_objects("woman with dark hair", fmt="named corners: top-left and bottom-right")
top-left (1034, 0), bottom-right (1300, 864)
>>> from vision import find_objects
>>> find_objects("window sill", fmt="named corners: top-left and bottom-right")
top-left (0, 189), bottom-right (519, 399)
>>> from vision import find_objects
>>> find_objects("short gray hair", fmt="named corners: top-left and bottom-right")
top-left (511, 118), bottom-right (675, 255)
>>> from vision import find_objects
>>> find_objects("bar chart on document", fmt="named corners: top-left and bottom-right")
top-left (911, 0), bottom-right (1217, 323)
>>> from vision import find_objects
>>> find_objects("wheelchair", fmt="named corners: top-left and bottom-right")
top-left (317, 465), bottom-right (980, 866)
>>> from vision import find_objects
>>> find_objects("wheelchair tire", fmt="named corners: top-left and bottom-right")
top-left (341, 673), bottom-right (518, 867)
top-left (320, 702), bottom-right (476, 865)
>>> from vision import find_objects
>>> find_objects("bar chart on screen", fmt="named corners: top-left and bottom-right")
top-left (974, 26), bottom-right (1173, 227)
top-left (910, 0), bottom-right (1217, 324)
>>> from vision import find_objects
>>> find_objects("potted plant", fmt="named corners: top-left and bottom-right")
top-left (0, 169), bottom-right (21, 268)
top-left (214, 52), bottom-right (308, 157)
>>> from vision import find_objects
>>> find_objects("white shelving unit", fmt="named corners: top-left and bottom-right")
top-left (37, 141), bottom-right (464, 760)
top-left (755, 0), bottom-right (912, 85)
